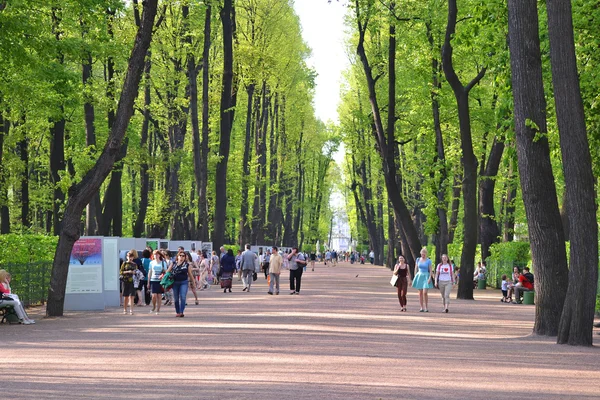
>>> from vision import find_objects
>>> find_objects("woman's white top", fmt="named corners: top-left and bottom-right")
top-left (437, 263), bottom-right (453, 281)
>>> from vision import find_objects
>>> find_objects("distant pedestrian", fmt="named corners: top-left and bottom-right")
top-left (148, 250), bottom-right (166, 314)
top-left (262, 249), bottom-right (271, 279)
top-left (211, 251), bottom-right (220, 284)
top-left (268, 246), bottom-right (283, 295)
top-left (393, 255), bottom-right (412, 312)
top-left (287, 247), bottom-right (307, 295)
top-left (412, 247), bottom-right (434, 312)
top-left (120, 252), bottom-right (137, 315)
top-left (240, 244), bottom-right (257, 292)
top-left (185, 252), bottom-right (199, 305)
top-left (220, 249), bottom-right (237, 293)
top-left (434, 254), bottom-right (454, 313)
top-left (167, 251), bottom-right (195, 317)
top-left (235, 250), bottom-right (243, 282)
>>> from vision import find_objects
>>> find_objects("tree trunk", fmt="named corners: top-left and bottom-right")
top-left (507, 0), bottom-right (569, 336)
top-left (99, 8), bottom-right (124, 237)
top-left (479, 136), bottom-right (504, 261)
top-left (133, 57), bottom-right (152, 238)
top-left (448, 172), bottom-right (462, 243)
top-left (354, 1), bottom-right (422, 262)
top-left (197, 2), bottom-right (211, 240)
top-left (265, 92), bottom-right (280, 242)
top-left (213, 0), bottom-right (235, 249)
top-left (49, 114), bottom-right (66, 236)
top-left (376, 178), bottom-right (385, 266)
top-left (502, 152), bottom-right (518, 242)
top-left (0, 112), bottom-right (9, 234)
top-left (387, 203), bottom-right (395, 269)
top-left (82, 50), bottom-right (100, 236)
top-left (547, 0), bottom-right (598, 346)
top-left (239, 84), bottom-right (254, 246)
top-left (442, 0), bottom-right (486, 300)
top-left (426, 21), bottom-right (449, 263)
top-left (251, 82), bottom-right (268, 244)
top-left (19, 136), bottom-right (29, 228)
top-left (183, 3), bottom-right (199, 239)
top-left (46, 0), bottom-right (158, 317)
top-left (50, 8), bottom-right (66, 236)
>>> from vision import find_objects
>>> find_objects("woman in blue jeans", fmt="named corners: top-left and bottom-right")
top-left (167, 251), bottom-right (195, 318)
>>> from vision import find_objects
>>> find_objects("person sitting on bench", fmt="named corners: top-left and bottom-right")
top-left (0, 269), bottom-right (35, 324)
top-left (512, 267), bottom-right (534, 304)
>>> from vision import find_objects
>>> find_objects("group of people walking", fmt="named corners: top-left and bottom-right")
top-left (392, 247), bottom-right (456, 313)
top-left (119, 244), bottom-right (310, 318)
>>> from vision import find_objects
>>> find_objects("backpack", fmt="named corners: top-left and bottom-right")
top-left (524, 272), bottom-right (534, 285)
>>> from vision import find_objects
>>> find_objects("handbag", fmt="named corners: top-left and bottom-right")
top-left (390, 275), bottom-right (399, 287)
top-left (252, 272), bottom-right (258, 281)
top-left (160, 271), bottom-right (174, 291)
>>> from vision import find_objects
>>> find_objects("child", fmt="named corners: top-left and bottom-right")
top-left (500, 274), bottom-right (509, 302)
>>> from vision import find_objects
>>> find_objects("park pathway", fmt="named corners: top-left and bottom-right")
top-left (3, 261), bottom-right (599, 399)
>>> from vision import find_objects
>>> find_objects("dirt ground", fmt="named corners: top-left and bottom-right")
top-left (2, 261), bottom-right (599, 399)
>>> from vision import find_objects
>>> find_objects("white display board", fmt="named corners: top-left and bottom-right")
top-left (103, 238), bottom-right (119, 292)
top-left (66, 238), bottom-right (103, 294)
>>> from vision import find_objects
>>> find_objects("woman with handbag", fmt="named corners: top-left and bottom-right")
top-left (148, 250), bottom-right (167, 314)
top-left (120, 252), bottom-right (137, 315)
top-left (392, 255), bottom-right (412, 312)
top-left (167, 251), bottom-right (195, 317)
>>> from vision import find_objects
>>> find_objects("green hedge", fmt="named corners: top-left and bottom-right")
top-left (486, 241), bottom-right (531, 289)
top-left (0, 234), bottom-right (57, 306)
top-left (0, 234), bottom-right (58, 264)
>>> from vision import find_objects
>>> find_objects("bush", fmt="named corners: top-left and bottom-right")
top-left (0, 234), bottom-right (58, 264)
top-left (223, 244), bottom-right (241, 254)
top-left (0, 234), bottom-right (58, 306)
top-left (486, 241), bottom-right (531, 288)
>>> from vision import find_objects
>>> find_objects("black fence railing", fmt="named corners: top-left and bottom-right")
top-left (3, 262), bottom-right (52, 307)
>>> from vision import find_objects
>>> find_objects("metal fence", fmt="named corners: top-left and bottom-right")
top-left (3, 262), bottom-right (52, 307)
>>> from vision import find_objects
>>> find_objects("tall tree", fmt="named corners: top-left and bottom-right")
top-left (441, 0), bottom-right (486, 299)
top-left (47, 0), bottom-right (159, 316)
top-left (213, 0), bottom-right (236, 249)
top-left (506, 0), bottom-right (569, 336)
top-left (547, 0), bottom-right (598, 346)
top-left (353, 0), bottom-right (422, 262)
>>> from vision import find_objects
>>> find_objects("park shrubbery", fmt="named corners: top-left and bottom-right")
top-left (0, 234), bottom-right (58, 264)
top-left (486, 241), bottom-right (531, 288)
top-left (0, 234), bottom-right (57, 306)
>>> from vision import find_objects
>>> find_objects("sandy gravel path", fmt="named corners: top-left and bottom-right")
top-left (3, 261), bottom-right (599, 399)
